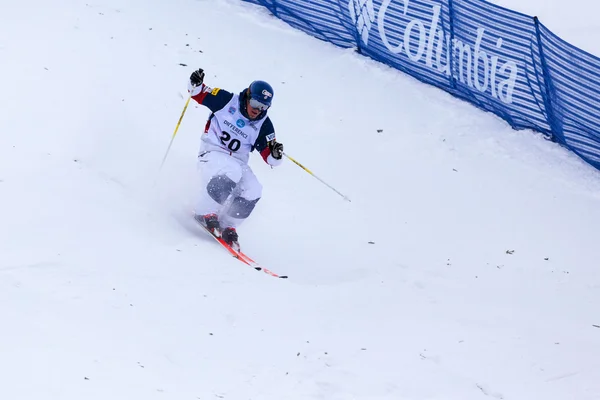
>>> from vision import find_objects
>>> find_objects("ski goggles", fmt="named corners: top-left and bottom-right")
top-left (248, 98), bottom-right (270, 111)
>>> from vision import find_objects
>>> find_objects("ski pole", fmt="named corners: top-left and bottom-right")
top-left (283, 152), bottom-right (351, 202)
top-left (159, 92), bottom-right (193, 172)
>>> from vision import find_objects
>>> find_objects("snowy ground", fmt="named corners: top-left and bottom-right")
top-left (1, 0), bottom-right (599, 399)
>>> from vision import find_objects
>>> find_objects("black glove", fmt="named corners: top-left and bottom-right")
top-left (190, 68), bottom-right (205, 87)
top-left (270, 141), bottom-right (283, 160)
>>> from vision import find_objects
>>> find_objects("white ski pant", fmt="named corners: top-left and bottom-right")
top-left (194, 150), bottom-right (262, 229)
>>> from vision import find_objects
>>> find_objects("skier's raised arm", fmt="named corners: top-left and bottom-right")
top-left (188, 68), bottom-right (234, 112)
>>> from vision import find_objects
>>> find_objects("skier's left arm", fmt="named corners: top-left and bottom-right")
top-left (254, 118), bottom-right (284, 167)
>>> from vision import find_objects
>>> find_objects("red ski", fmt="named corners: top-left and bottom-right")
top-left (195, 220), bottom-right (288, 279)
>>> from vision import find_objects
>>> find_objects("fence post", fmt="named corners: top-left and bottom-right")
top-left (533, 16), bottom-right (562, 144)
top-left (258, 0), bottom-right (278, 17)
top-left (345, 0), bottom-right (363, 54)
top-left (447, 0), bottom-right (456, 89)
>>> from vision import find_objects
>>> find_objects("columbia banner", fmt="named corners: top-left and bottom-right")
top-left (243, 0), bottom-right (600, 170)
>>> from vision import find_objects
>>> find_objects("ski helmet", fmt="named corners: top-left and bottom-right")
top-left (248, 80), bottom-right (273, 109)
top-left (240, 80), bottom-right (273, 120)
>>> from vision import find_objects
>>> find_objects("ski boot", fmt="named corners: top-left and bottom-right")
top-left (221, 227), bottom-right (239, 250)
top-left (195, 213), bottom-right (220, 235)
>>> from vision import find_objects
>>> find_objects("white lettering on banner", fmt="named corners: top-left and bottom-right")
top-left (473, 28), bottom-right (489, 93)
top-left (405, 19), bottom-right (426, 61)
top-left (352, 0), bottom-right (518, 104)
top-left (349, 0), bottom-right (376, 45)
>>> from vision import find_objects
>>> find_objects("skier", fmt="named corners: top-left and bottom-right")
top-left (187, 68), bottom-right (284, 249)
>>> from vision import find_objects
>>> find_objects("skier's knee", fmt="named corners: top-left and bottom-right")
top-left (227, 197), bottom-right (260, 219)
top-left (207, 175), bottom-right (236, 204)
top-left (243, 181), bottom-right (263, 200)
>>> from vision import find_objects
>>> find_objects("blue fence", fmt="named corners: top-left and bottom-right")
top-left (242, 0), bottom-right (600, 170)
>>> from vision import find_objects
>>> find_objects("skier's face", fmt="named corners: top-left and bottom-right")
top-left (246, 98), bottom-right (262, 119)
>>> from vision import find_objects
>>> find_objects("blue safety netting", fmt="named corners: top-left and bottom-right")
top-left (243, 0), bottom-right (600, 170)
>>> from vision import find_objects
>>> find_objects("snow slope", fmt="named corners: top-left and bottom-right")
top-left (0, 0), bottom-right (599, 399)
